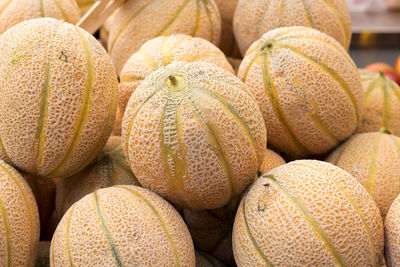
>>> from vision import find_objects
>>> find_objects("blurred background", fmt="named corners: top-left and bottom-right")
top-left (348, 0), bottom-right (400, 66)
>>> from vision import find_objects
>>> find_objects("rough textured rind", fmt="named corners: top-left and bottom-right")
top-left (214, 0), bottom-right (240, 57)
top-left (50, 185), bottom-right (195, 266)
top-left (108, 0), bottom-right (222, 74)
top-left (0, 0), bottom-right (81, 35)
top-left (327, 131), bottom-right (400, 218)
top-left (114, 34), bottom-right (234, 135)
top-left (260, 148), bottom-right (285, 174)
top-left (0, 18), bottom-right (118, 178)
top-left (233, 0), bottom-right (351, 55)
top-left (238, 27), bottom-right (363, 157)
top-left (0, 159), bottom-right (40, 267)
top-left (122, 61), bottom-right (267, 210)
top-left (55, 136), bottom-right (140, 222)
top-left (233, 160), bottom-right (384, 266)
top-left (385, 195), bottom-right (400, 267)
top-left (196, 251), bottom-right (226, 267)
top-left (357, 70), bottom-right (400, 136)
top-left (184, 208), bottom-right (235, 265)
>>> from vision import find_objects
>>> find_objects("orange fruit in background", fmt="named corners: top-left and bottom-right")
top-left (365, 62), bottom-right (399, 84)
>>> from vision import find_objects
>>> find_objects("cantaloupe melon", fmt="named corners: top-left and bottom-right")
top-left (238, 27), bottom-right (363, 157)
top-left (327, 131), bottom-right (400, 218)
top-left (233, 0), bottom-right (351, 55)
top-left (23, 174), bottom-right (56, 240)
top-left (0, 159), bottom-right (40, 267)
top-left (385, 195), bottom-right (400, 266)
top-left (76, 0), bottom-right (95, 14)
top-left (108, 0), bottom-right (222, 74)
top-left (36, 241), bottom-right (51, 267)
top-left (50, 185), bottom-right (195, 266)
top-left (196, 251), bottom-right (226, 267)
top-left (184, 208), bottom-right (235, 265)
top-left (99, 15), bottom-right (115, 49)
top-left (233, 160), bottom-right (384, 266)
top-left (114, 34), bottom-right (234, 135)
top-left (55, 136), bottom-right (140, 221)
top-left (0, 0), bottom-right (81, 35)
top-left (214, 0), bottom-right (240, 58)
top-left (260, 148), bottom-right (285, 174)
top-left (357, 70), bottom-right (400, 136)
top-left (0, 18), bottom-right (118, 178)
top-left (122, 61), bottom-right (266, 210)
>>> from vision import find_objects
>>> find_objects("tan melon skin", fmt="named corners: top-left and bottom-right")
top-left (214, 0), bottom-right (241, 58)
top-left (385, 195), bottom-right (400, 267)
top-left (357, 70), bottom-right (400, 136)
top-left (108, 0), bottom-right (222, 74)
top-left (122, 61), bottom-right (266, 210)
top-left (50, 185), bottom-right (195, 266)
top-left (238, 27), bottom-right (363, 157)
top-left (0, 18), bottom-right (118, 178)
top-left (0, 160), bottom-right (40, 267)
top-left (0, 0), bottom-right (81, 35)
top-left (233, 160), bottom-right (384, 266)
top-left (260, 148), bottom-right (285, 174)
top-left (327, 132), bottom-right (400, 218)
top-left (113, 34), bottom-right (234, 135)
top-left (55, 136), bottom-right (140, 222)
top-left (233, 0), bottom-right (351, 56)
top-left (184, 208), bottom-right (235, 265)
top-left (196, 251), bottom-right (226, 267)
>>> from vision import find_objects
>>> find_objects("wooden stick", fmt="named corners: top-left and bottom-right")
top-left (77, 0), bottom-right (127, 34)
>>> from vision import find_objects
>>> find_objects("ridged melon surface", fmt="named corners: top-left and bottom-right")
top-left (385, 195), bottom-right (400, 266)
top-left (233, 160), bottom-right (384, 266)
top-left (327, 131), bottom-right (400, 217)
top-left (55, 136), bottom-right (140, 221)
top-left (108, 0), bottom-right (222, 74)
top-left (233, 0), bottom-right (351, 55)
top-left (114, 34), bottom-right (234, 135)
top-left (196, 251), bottom-right (226, 267)
top-left (0, 159), bottom-right (40, 267)
top-left (357, 70), bottom-right (400, 136)
top-left (184, 208), bottom-right (235, 265)
top-left (50, 185), bottom-right (195, 266)
top-left (122, 61), bottom-right (266, 210)
top-left (0, 18), bottom-right (118, 178)
top-left (260, 148), bottom-right (285, 174)
top-left (238, 27), bottom-right (363, 157)
top-left (76, 0), bottom-right (95, 14)
top-left (0, 0), bottom-right (81, 35)
top-left (214, 0), bottom-right (240, 57)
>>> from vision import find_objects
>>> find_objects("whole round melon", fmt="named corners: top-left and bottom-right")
top-left (122, 61), bottom-right (266, 210)
top-left (50, 185), bottom-right (195, 266)
top-left (233, 0), bottom-right (351, 55)
top-left (0, 18), bottom-right (118, 178)
top-left (55, 136), bottom-right (140, 221)
top-left (385, 195), bottom-right (400, 266)
top-left (184, 208), bottom-right (235, 265)
top-left (0, 159), bottom-right (40, 266)
top-left (108, 0), bottom-right (222, 74)
top-left (114, 34), bottom-right (234, 135)
top-left (196, 251), bottom-right (226, 267)
top-left (327, 131), bottom-right (400, 217)
top-left (260, 148), bottom-right (285, 174)
top-left (214, 0), bottom-right (240, 57)
top-left (76, 0), bottom-right (95, 14)
top-left (0, 0), bottom-right (81, 35)
top-left (238, 27), bottom-right (363, 157)
top-left (233, 160), bottom-right (384, 266)
top-left (357, 70), bottom-right (400, 136)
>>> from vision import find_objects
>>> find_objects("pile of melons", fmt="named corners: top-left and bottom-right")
top-left (0, 0), bottom-right (399, 266)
